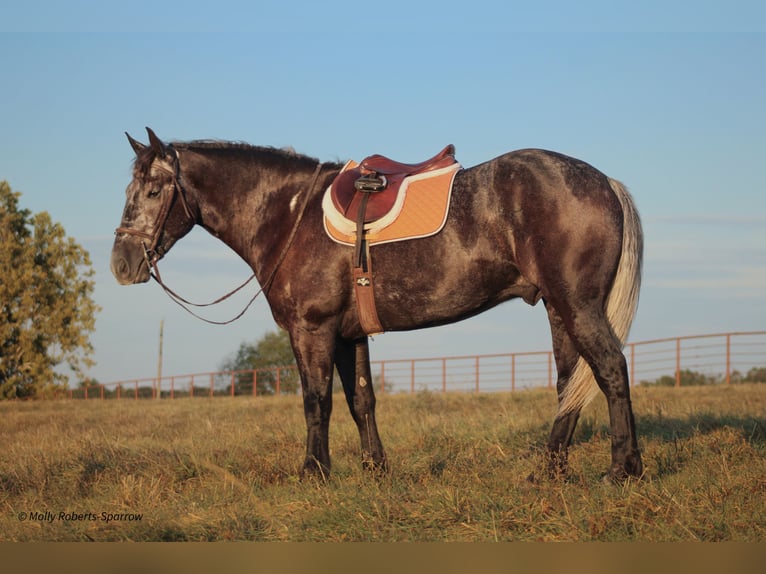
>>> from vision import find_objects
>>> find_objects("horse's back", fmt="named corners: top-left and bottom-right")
top-left (449, 147), bottom-right (626, 301)
top-left (363, 149), bottom-right (619, 331)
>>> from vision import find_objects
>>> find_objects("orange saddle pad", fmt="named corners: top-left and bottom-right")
top-left (322, 160), bottom-right (461, 247)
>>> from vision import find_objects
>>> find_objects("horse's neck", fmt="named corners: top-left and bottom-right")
top-left (187, 152), bottom-right (318, 280)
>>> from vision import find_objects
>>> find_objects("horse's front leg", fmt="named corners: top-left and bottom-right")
top-left (289, 329), bottom-right (336, 478)
top-left (335, 337), bottom-right (388, 471)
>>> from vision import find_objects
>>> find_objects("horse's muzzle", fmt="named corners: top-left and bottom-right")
top-left (110, 245), bottom-right (151, 285)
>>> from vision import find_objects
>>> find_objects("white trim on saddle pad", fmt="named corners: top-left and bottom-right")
top-left (322, 162), bottom-right (461, 246)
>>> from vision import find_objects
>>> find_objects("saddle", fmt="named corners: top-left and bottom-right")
top-left (330, 144), bottom-right (457, 224)
top-left (326, 145), bottom-right (458, 336)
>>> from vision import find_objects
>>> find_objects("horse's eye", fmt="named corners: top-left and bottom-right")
top-left (148, 188), bottom-right (161, 198)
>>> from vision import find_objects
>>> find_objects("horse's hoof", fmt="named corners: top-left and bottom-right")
top-left (300, 458), bottom-right (330, 482)
top-left (362, 455), bottom-right (390, 475)
top-left (602, 467), bottom-right (643, 485)
top-left (527, 466), bottom-right (567, 484)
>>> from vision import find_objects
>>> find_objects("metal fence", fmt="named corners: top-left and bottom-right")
top-left (70, 331), bottom-right (765, 399)
top-left (374, 331), bottom-right (766, 394)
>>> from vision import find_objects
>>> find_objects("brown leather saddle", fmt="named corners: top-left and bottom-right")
top-left (328, 145), bottom-right (457, 336)
top-left (330, 144), bottom-right (457, 224)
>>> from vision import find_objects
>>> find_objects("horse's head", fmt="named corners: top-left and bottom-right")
top-left (111, 128), bottom-right (196, 285)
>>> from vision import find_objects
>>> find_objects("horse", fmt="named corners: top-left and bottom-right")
top-left (111, 127), bottom-right (644, 482)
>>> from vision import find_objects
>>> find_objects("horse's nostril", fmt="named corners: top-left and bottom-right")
top-left (112, 256), bottom-right (130, 280)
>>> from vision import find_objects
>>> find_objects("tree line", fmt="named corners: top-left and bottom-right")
top-left (641, 367), bottom-right (766, 387)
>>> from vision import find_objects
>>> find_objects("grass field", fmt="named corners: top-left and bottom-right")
top-left (1, 384), bottom-right (764, 541)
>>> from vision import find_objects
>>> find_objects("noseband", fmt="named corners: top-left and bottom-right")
top-left (115, 147), bottom-right (194, 268)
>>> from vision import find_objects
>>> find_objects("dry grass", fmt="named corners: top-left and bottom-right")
top-left (1, 384), bottom-right (764, 541)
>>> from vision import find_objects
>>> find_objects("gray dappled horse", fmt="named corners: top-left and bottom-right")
top-left (111, 128), bottom-right (643, 481)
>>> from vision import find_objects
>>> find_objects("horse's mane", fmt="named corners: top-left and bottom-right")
top-left (176, 140), bottom-right (314, 159)
top-left (134, 140), bottom-right (328, 176)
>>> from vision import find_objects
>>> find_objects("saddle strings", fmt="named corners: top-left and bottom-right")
top-left (149, 161), bottom-right (325, 325)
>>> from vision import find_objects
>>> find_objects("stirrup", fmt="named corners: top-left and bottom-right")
top-left (354, 174), bottom-right (387, 192)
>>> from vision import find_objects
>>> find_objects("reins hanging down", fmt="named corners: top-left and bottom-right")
top-left (148, 259), bottom-right (260, 326)
top-left (150, 161), bottom-right (324, 325)
top-left (119, 153), bottom-right (325, 325)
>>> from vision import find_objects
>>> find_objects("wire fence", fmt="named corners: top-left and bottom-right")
top-left (69, 331), bottom-right (765, 399)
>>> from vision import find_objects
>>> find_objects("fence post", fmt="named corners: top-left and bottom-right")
top-left (547, 353), bottom-right (553, 389)
top-left (380, 362), bottom-right (386, 394)
top-left (252, 370), bottom-right (257, 396)
top-left (276, 368), bottom-right (281, 396)
top-left (630, 343), bottom-right (636, 387)
top-left (675, 337), bottom-right (681, 387)
top-left (170, 376), bottom-right (175, 399)
top-left (511, 354), bottom-right (516, 393)
top-left (475, 356), bottom-right (480, 393)
top-left (726, 334), bottom-right (731, 385)
top-left (231, 372), bottom-right (235, 397)
top-left (100, 385), bottom-right (105, 400)
top-left (442, 358), bottom-right (447, 394)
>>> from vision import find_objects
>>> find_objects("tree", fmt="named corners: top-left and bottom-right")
top-left (0, 182), bottom-right (100, 398)
top-left (640, 369), bottom-right (719, 387)
top-left (219, 329), bottom-right (299, 395)
top-left (743, 366), bottom-right (766, 383)
top-left (731, 367), bottom-right (766, 384)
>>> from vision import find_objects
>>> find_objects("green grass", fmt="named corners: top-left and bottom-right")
top-left (1, 384), bottom-right (764, 541)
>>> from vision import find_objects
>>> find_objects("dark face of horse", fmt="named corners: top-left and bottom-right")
top-left (111, 129), bottom-right (196, 285)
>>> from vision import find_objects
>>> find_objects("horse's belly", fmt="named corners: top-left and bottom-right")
top-left (371, 257), bottom-right (539, 332)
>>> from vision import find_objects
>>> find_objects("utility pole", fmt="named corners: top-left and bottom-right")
top-left (156, 319), bottom-right (164, 399)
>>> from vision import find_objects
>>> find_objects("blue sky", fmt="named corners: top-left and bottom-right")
top-left (1, 3), bottom-right (765, 385)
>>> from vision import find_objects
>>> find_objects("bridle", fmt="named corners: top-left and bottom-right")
top-left (115, 147), bottom-right (194, 269)
top-left (115, 148), bottom-right (325, 325)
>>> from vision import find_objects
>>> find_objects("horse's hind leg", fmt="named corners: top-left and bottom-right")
top-left (560, 305), bottom-right (643, 481)
top-left (335, 337), bottom-right (388, 471)
top-left (542, 301), bottom-right (584, 477)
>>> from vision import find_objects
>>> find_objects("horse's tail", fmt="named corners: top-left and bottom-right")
top-left (557, 178), bottom-right (643, 416)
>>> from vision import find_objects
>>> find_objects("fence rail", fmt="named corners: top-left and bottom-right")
top-left (70, 331), bottom-right (766, 399)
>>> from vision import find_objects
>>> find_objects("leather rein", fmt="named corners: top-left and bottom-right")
top-left (115, 149), bottom-right (324, 325)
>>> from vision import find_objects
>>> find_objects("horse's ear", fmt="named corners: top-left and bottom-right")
top-left (146, 127), bottom-right (167, 157)
top-left (126, 132), bottom-right (146, 155)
